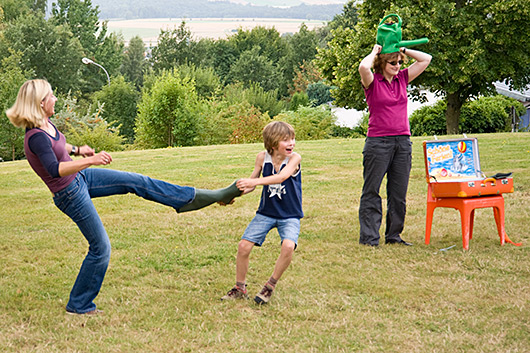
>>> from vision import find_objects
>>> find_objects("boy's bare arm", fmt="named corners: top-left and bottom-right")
top-left (237, 151), bottom-right (264, 194)
top-left (237, 152), bottom-right (301, 189)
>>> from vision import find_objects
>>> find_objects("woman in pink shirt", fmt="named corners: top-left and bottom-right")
top-left (357, 44), bottom-right (431, 246)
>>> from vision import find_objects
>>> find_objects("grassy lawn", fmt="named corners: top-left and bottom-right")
top-left (1, 133), bottom-right (529, 352)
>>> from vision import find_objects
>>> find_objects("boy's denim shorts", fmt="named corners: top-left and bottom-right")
top-left (242, 213), bottom-right (300, 248)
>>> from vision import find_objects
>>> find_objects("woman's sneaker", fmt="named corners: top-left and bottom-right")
top-left (221, 286), bottom-right (248, 300)
top-left (254, 284), bottom-right (274, 305)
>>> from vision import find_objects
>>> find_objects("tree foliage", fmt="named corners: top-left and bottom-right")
top-left (150, 21), bottom-right (194, 72)
top-left (226, 46), bottom-right (282, 92)
top-left (91, 76), bottom-right (139, 144)
top-left (409, 95), bottom-right (526, 136)
top-left (135, 69), bottom-right (201, 148)
top-left (201, 101), bottom-right (269, 146)
top-left (222, 83), bottom-right (286, 118)
top-left (317, 0), bottom-right (530, 134)
top-left (274, 105), bottom-right (337, 140)
top-left (307, 80), bottom-right (335, 106)
top-left (121, 35), bottom-right (146, 89)
top-left (51, 0), bottom-right (124, 92)
top-left (0, 50), bottom-right (29, 161)
top-left (52, 95), bottom-right (124, 152)
top-left (2, 12), bottom-right (84, 94)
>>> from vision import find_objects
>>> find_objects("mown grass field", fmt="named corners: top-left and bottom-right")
top-left (1, 133), bottom-right (529, 352)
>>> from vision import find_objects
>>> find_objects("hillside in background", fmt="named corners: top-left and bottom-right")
top-left (85, 0), bottom-right (345, 20)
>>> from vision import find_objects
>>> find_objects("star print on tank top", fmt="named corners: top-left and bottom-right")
top-left (256, 152), bottom-right (304, 219)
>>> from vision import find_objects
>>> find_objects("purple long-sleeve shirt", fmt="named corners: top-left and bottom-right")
top-left (24, 120), bottom-right (77, 193)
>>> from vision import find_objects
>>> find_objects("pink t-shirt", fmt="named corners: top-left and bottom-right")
top-left (363, 68), bottom-right (410, 137)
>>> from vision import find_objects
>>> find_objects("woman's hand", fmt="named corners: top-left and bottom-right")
top-left (78, 145), bottom-right (95, 157)
top-left (91, 151), bottom-right (113, 166)
top-left (359, 44), bottom-right (382, 88)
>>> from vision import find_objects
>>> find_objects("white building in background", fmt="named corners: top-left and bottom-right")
top-left (494, 82), bottom-right (530, 131)
top-left (332, 84), bottom-right (530, 131)
top-left (331, 90), bottom-right (440, 128)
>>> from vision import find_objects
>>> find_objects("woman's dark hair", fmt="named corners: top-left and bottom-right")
top-left (373, 52), bottom-right (407, 74)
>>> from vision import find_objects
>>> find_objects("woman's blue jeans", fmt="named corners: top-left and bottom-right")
top-left (53, 168), bottom-right (195, 313)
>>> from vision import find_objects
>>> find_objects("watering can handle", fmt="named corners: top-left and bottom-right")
top-left (378, 14), bottom-right (401, 27)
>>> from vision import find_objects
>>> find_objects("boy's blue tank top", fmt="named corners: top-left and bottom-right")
top-left (257, 152), bottom-right (303, 219)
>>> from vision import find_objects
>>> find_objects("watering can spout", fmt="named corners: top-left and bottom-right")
top-left (397, 38), bottom-right (429, 49)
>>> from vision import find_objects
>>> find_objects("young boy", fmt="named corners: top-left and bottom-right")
top-left (222, 121), bottom-right (303, 304)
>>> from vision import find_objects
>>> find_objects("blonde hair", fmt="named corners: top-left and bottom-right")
top-left (263, 121), bottom-right (295, 155)
top-left (6, 79), bottom-right (52, 129)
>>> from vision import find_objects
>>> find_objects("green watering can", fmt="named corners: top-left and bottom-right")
top-left (377, 14), bottom-right (429, 54)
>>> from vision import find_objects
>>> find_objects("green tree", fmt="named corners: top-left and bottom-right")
top-left (228, 25), bottom-right (290, 95)
top-left (91, 76), bottom-right (139, 144)
top-left (174, 63), bottom-right (221, 100)
top-left (135, 69), bottom-right (201, 148)
top-left (230, 26), bottom-right (288, 65)
top-left (121, 35), bottom-right (146, 88)
top-left (0, 50), bottom-right (29, 161)
top-left (223, 83), bottom-right (286, 118)
top-left (274, 105), bottom-right (337, 140)
top-left (206, 38), bottom-right (238, 84)
top-left (280, 23), bottom-right (321, 95)
top-left (307, 80), bottom-right (335, 106)
top-left (51, 0), bottom-right (124, 92)
top-left (53, 95), bottom-right (124, 152)
top-left (226, 46), bottom-right (282, 92)
top-left (51, 0), bottom-right (101, 54)
top-left (150, 21), bottom-right (194, 72)
top-left (317, 0), bottom-right (530, 134)
top-left (3, 12), bottom-right (84, 94)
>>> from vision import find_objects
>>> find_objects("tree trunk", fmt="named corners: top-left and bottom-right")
top-left (445, 92), bottom-right (463, 135)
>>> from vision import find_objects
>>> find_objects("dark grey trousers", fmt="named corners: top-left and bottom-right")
top-left (358, 136), bottom-right (412, 245)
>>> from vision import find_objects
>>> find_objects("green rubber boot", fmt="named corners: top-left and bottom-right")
top-left (177, 180), bottom-right (242, 213)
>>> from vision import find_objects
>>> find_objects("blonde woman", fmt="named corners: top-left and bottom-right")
top-left (7, 79), bottom-right (244, 315)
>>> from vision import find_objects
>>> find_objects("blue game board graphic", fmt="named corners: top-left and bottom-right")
top-left (425, 139), bottom-right (482, 181)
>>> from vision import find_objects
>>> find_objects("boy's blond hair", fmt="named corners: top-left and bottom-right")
top-left (6, 79), bottom-right (52, 129)
top-left (263, 121), bottom-right (295, 155)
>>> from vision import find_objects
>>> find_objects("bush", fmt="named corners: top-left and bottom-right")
top-left (53, 95), bottom-right (124, 152)
top-left (200, 101), bottom-right (269, 145)
top-left (91, 76), bottom-right (139, 144)
top-left (460, 95), bottom-right (525, 133)
top-left (307, 80), bottom-right (335, 106)
top-left (223, 83), bottom-right (286, 117)
top-left (289, 91), bottom-right (310, 111)
top-left (410, 95), bottom-right (526, 136)
top-left (409, 99), bottom-right (447, 136)
top-left (135, 69), bottom-right (201, 148)
top-left (274, 105), bottom-right (336, 140)
top-left (331, 113), bottom-right (369, 138)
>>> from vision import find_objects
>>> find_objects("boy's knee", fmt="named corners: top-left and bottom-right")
top-left (281, 239), bottom-right (296, 252)
top-left (238, 239), bottom-right (254, 255)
